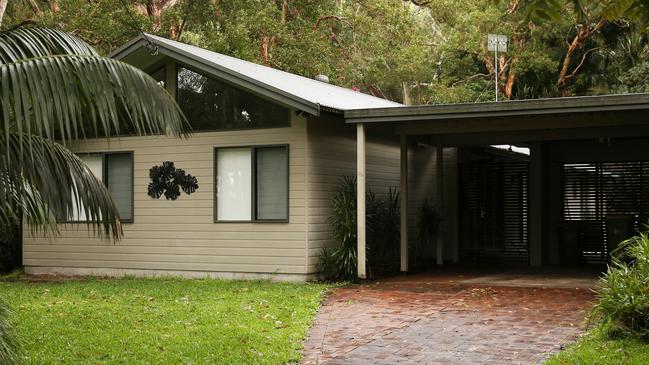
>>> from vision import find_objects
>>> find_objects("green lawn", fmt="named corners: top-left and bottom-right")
top-left (0, 277), bottom-right (330, 364)
top-left (546, 325), bottom-right (649, 365)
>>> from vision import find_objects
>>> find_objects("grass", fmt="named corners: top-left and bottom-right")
top-left (0, 276), bottom-right (330, 364)
top-left (546, 325), bottom-right (649, 365)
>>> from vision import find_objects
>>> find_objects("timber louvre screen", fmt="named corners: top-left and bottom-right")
top-left (563, 162), bottom-right (649, 263)
top-left (459, 161), bottom-right (529, 264)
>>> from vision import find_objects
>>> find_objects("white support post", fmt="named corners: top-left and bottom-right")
top-left (357, 123), bottom-right (367, 279)
top-left (436, 145), bottom-right (444, 266)
top-left (400, 135), bottom-right (409, 273)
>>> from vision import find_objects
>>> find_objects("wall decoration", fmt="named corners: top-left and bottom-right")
top-left (148, 161), bottom-right (199, 200)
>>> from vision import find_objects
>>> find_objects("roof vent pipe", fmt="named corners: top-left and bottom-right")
top-left (314, 74), bottom-right (330, 83)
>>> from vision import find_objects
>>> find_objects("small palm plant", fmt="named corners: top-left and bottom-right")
top-left (0, 26), bottom-right (188, 363)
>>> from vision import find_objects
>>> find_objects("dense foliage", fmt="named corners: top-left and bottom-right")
top-left (3, 0), bottom-right (648, 104)
top-left (366, 188), bottom-right (400, 273)
top-left (321, 176), bottom-right (359, 282)
top-left (594, 232), bottom-right (649, 338)
top-left (320, 177), bottom-right (401, 282)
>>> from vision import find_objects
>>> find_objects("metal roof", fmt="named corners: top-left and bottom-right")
top-left (111, 34), bottom-right (401, 116)
top-left (344, 93), bottom-right (649, 123)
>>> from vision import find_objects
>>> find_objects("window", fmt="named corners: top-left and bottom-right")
top-left (105, 154), bottom-right (134, 222)
top-left (68, 152), bottom-right (134, 223)
top-left (177, 66), bottom-right (290, 131)
top-left (215, 146), bottom-right (288, 222)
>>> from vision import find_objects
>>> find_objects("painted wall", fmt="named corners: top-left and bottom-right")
top-left (23, 113), bottom-right (311, 279)
top-left (305, 116), bottom-right (401, 274)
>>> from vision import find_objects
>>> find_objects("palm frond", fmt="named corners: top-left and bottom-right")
top-left (0, 299), bottom-right (19, 365)
top-left (0, 26), bottom-right (98, 64)
top-left (1, 54), bottom-right (189, 149)
top-left (1, 133), bottom-right (122, 239)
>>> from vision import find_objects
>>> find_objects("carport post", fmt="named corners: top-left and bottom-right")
top-left (357, 123), bottom-right (367, 279)
top-left (400, 135), bottom-right (409, 272)
top-left (436, 145), bottom-right (444, 266)
top-left (530, 142), bottom-right (543, 267)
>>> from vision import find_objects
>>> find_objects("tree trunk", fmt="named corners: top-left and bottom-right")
top-left (48, 0), bottom-right (59, 12)
top-left (556, 20), bottom-right (605, 96)
top-left (259, 0), bottom-right (288, 66)
top-left (556, 31), bottom-right (584, 96)
top-left (401, 81), bottom-right (412, 105)
top-left (260, 35), bottom-right (275, 65)
top-left (505, 58), bottom-right (517, 99)
top-left (146, 0), bottom-right (179, 32)
top-left (0, 0), bottom-right (7, 26)
top-left (27, 0), bottom-right (43, 16)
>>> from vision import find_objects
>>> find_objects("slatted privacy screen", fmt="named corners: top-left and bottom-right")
top-left (459, 161), bottom-right (529, 264)
top-left (563, 162), bottom-right (649, 263)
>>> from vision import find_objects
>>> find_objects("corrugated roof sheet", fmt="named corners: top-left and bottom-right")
top-left (142, 34), bottom-right (401, 112)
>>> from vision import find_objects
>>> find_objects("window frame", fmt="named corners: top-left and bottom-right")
top-left (63, 151), bottom-right (135, 224)
top-left (147, 64), bottom-right (167, 88)
top-left (176, 64), bottom-right (292, 132)
top-left (213, 144), bottom-right (289, 223)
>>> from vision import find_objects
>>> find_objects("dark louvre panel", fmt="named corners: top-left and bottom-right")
top-left (459, 161), bottom-right (529, 264)
top-left (563, 162), bottom-right (649, 263)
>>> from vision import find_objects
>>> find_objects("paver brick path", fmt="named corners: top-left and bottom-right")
top-left (301, 274), bottom-right (595, 365)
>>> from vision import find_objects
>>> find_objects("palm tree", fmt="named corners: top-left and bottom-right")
top-left (0, 25), bottom-right (188, 363)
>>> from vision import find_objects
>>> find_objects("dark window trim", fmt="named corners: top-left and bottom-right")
top-left (213, 144), bottom-right (289, 223)
top-left (176, 64), bottom-right (292, 132)
top-left (63, 151), bottom-right (135, 224)
top-left (146, 64), bottom-right (167, 88)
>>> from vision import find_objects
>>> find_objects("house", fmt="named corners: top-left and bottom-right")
top-left (22, 34), bottom-right (649, 281)
top-left (22, 34), bottom-right (405, 281)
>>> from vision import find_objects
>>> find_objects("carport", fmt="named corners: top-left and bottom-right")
top-left (346, 93), bottom-right (649, 279)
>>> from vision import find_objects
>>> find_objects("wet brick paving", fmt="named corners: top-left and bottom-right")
top-left (301, 274), bottom-right (595, 365)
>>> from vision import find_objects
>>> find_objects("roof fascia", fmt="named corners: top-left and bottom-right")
top-left (109, 35), bottom-right (147, 60)
top-left (344, 94), bottom-right (649, 123)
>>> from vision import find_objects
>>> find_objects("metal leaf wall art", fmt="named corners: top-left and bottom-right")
top-left (148, 161), bottom-right (199, 200)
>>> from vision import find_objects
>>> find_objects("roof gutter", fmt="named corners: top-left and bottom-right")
top-left (344, 94), bottom-right (649, 124)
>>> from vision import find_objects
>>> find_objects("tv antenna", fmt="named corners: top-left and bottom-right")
top-left (488, 34), bottom-right (508, 101)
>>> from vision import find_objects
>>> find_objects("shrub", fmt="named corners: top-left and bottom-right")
top-left (326, 176), bottom-right (359, 282)
top-left (316, 247), bottom-right (339, 282)
top-left (321, 177), bottom-right (401, 281)
top-left (0, 299), bottom-right (19, 365)
top-left (368, 188), bottom-right (400, 260)
top-left (593, 231), bottom-right (649, 338)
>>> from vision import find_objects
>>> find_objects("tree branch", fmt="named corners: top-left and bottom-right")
top-left (565, 46), bottom-right (602, 80)
top-left (403, 0), bottom-right (431, 6)
top-left (314, 15), bottom-right (349, 29)
top-left (451, 73), bottom-right (489, 87)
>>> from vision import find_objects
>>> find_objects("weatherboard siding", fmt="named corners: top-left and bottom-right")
top-left (305, 116), bottom-right (401, 273)
top-left (23, 114), bottom-right (310, 277)
top-left (406, 146), bottom-right (458, 264)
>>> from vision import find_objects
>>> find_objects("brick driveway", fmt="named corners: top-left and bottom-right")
top-left (301, 273), bottom-right (596, 365)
